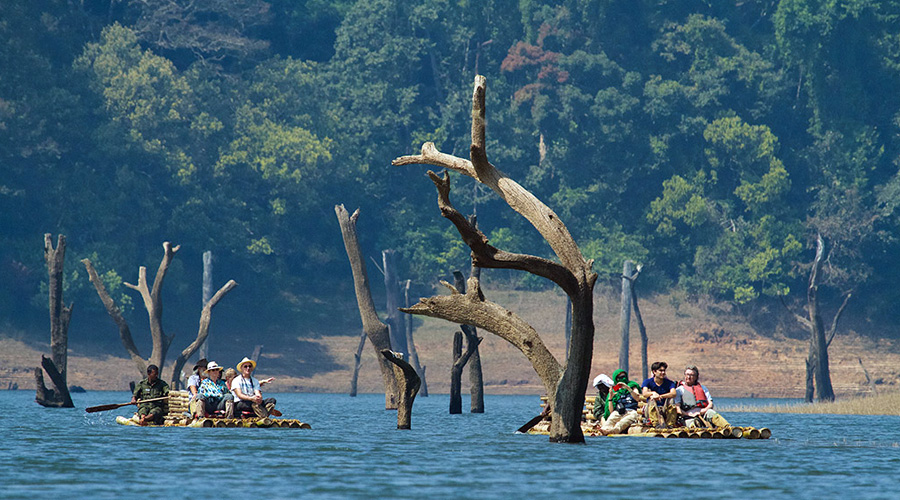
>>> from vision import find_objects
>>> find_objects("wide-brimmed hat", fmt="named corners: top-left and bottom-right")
top-left (193, 358), bottom-right (209, 372)
top-left (236, 357), bottom-right (256, 371)
top-left (593, 374), bottom-right (613, 388)
top-left (206, 361), bottom-right (224, 372)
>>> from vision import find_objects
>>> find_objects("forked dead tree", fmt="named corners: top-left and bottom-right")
top-left (787, 235), bottom-right (850, 402)
top-left (394, 76), bottom-right (598, 443)
top-left (349, 331), bottom-right (367, 397)
top-left (82, 242), bottom-right (236, 385)
top-left (450, 329), bottom-right (482, 414)
top-left (624, 264), bottom-right (649, 381)
top-left (335, 205), bottom-right (399, 409)
top-left (453, 268), bottom-right (485, 412)
top-left (34, 234), bottom-right (74, 408)
top-left (618, 260), bottom-right (634, 373)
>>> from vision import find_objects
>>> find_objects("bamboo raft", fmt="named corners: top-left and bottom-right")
top-left (115, 390), bottom-right (311, 429)
top-left (529, 395), bottom-right (770, 439)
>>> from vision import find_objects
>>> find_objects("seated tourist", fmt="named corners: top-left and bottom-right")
top-left (641, 361), bottom-right (678, 427)
top-left (187, 358), bottom-right (207, 419)
top-left (231, 357), bottom-right (278, 418)
top-left (599, 369), bottom-right (645, 435)
top-left (673, 364), bottom-right (730, 428)
top-left (198, 361), bottom-right (234, 418)
top-left (131, 364), bottom-right (169, 426)
top-left (591, 373), bottom-right (613, 425)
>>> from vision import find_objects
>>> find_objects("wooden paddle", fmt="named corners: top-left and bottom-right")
top-left (516, 414), bottom-right (546, 434)
top-left (85, 396), bottom-right (169, 413)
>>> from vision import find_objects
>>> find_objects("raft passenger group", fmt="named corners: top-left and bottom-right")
top-left (591, 362), bottom-right (730, 435)
top-left (130, 356), bottom-right (278, 425)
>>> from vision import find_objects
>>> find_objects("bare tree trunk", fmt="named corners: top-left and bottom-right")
top-left (199, 250), bottom-right (213, 360)
top-left (381, 350), bottom-right (421, 429)
top-left (619, 260), bottom-right (634, 373)
top-left (383, 250), bottom-right (408, 356)
top-left (804, 357), bottom-right (815, 403)
top-left (36, 234), bottom-right (74, 408)
top-left (450, 329), bottom-right (482, 414)
top-left (350, 331), bottom-right (367, 397)
top-left (450, 330), bottom-right (463, 414)
top-left (84, 242), bottom-right (180, 379)
top-left (808, 235), bottom-right (835, 402)
top-left (336, 205), bottom-right (399, 409)
top-left (34, 356), bottom-right (73, 407)
top-left (466, 245), bottom-right (485, 414)
top-left (628, 266), bottom-right (649, 382)
top-left (403, 279), bottom-right (428, 396)
top-left (395, 76), bottom-right (596, 443)
top-left (453, 268), bottom-right (484, 412)
top-left (168, 279), bottom-right (238, 387)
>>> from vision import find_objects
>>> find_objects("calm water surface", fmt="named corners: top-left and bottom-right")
top-left (2, 391), bottom-right (899, 499)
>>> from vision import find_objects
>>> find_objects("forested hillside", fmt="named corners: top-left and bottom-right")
top-left (2, 0), bottom-right (899, 348)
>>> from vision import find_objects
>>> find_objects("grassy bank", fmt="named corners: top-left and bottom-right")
top-left (730, 391), bottom-right (900, 415)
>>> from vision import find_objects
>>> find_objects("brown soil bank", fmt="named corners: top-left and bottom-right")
top-left (3, 288), bottom-right (899, 397)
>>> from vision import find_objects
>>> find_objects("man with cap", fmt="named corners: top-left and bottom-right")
top-left (197, 361), bottom-right (234, 418)
top-left (187, 358), bottom-right (207, 418)
top-left (231, 357), bottom-right (278, 418)
top-left (591, 374), bottom-right (613, 424)
top-left (131, 364), bottom-right (169, 425)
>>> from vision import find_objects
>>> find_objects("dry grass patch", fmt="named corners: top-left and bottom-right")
top-left (731, 391), bottom-right (900, 415)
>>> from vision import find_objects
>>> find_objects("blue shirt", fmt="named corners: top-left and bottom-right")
top-left (641, 377), bottom-right (676, 406)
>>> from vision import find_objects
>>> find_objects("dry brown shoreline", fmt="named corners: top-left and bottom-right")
top-left (4, 288), bottom-right (899, 398)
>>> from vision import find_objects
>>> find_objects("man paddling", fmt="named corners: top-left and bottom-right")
top-left (673, 365), bottom-right (730, 428)
top-left (131, 364), bottom-right (169, 426)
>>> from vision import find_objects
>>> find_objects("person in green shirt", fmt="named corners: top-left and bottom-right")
top-left (130, 364), bottom-right (169, 426)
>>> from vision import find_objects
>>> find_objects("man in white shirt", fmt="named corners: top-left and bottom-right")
top-left (231, 357), bottom-right (278, 418)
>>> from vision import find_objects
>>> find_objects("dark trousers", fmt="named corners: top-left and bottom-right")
top-left (234, 397), bottom-right (276, 416)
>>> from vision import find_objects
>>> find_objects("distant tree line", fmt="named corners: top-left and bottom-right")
top-left (2, 0), bottom-right (899, 335)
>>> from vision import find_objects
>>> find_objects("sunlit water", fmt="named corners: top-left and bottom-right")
top-left (2, 391), bottom-right (899, 499)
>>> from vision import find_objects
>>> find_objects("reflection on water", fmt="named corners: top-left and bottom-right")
top-left (3, 391), bottom-right (899, 499)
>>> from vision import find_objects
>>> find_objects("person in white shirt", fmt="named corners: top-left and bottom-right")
top-left (231, 357), bottom-right (278, 418)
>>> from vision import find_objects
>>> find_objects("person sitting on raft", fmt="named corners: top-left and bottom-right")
top-left (232, 357), bottom-right (278, 418)
top-left (591, 373), bottom-right (613, 425)
top-left (641, 361), bottom-right (678, 427)
top-left (673, 364), bottom-right (730, 428)
top-left (187, 358), bottom-right (207, 419)
top-left (198, 361), bottom-right (234, 419)
top-left (598, 369), bottom-right (645, 435)
top-left (131, 364), bottom-right (169, 426)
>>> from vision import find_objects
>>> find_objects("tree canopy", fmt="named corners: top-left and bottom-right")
top-left (2, 0), bottom-right (899, 341)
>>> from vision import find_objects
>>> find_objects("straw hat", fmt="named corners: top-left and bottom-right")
top-left (236, 357), bottom-right (256, 371)
top-left (206, 361), bottom-right (224, 372)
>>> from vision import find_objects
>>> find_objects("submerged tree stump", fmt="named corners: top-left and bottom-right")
top-left (35, 234), bottom-right (74, 408)
top-left (381, 350), bottom-right (421, 429)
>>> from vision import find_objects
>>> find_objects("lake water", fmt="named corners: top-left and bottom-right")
top-left (2, 391), bottom-right (898, 499)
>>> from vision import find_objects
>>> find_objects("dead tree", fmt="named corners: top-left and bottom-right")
top-left (168, 279), bottom-right (238, 387)
top-left (199, 250), bottom-right (213, 359)
top-left (381, 350), bottom-right (421, 429)
top-left (625, 264), bottom-right (649, 381)
top-left (349, 331), bottom-right (367, 397)
top-left (453, 268), bottom-right (485, 412)
top-left (618, 260), bottom-right (634, 373)
top-left (35, 234), bottom-right (74, 408)
top-left (394, 76), bottom-right (598, 443)
top-left (83, 242), bottom-right (235, 384)
top-left (450, 330), bottom-right (483, 414)
top-left (335, 205), bottom-right (399, 409)
top-left (788, 235), bottom-right (849, 402)
top-left (382, 250), bottom-right (409, 356)
top-left (403, 279), bottom-right (428, 396)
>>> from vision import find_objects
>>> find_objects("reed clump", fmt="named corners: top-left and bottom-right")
top-left (729, 391), bottom-right (900, 415)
